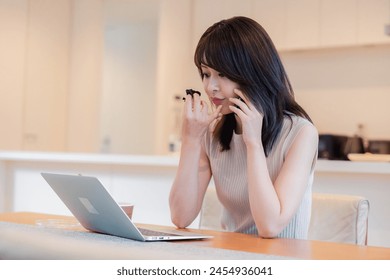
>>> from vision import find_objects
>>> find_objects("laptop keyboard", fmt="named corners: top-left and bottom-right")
top-left (139, 228), bottom-right (180, 237)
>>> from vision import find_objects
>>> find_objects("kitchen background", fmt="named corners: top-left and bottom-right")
top-left (1, 0), bottom-right (390, 155)
top-left (1, 0), bottom-right (390, 248)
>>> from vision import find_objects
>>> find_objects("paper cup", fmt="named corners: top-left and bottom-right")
top-left (118, 203), bottom-right (134, 219)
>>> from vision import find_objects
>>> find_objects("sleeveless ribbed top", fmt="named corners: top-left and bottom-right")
top-left (202, 115), bottom-right (317, 239)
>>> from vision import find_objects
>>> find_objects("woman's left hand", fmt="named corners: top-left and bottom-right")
top-left (229, 89), bottom-right (264, 149)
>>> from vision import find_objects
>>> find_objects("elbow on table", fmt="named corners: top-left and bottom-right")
top-left (170, 202), bottom-right (199, 229)
top-left (171, 219), bottom-right (187, 229)
top-left (170, 213), bottom-right (192, 229)
top-left (256, 225), bottom-right (282, 239)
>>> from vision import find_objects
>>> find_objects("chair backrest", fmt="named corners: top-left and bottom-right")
top-left (199, 188), bottom-right (369, 245)
top-left (308, 193), bottom-right (369, 245)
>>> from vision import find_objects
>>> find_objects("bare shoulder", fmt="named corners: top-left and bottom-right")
top-left (287, 117), bottom-right (318, 154)
top-left (293, 121), bottom-right (318, 153)
top-left (298, 121), bottom-right (318, 140)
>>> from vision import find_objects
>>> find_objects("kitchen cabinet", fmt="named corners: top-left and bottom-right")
top-left (253, 0), bottom-right (322, 51)
top-left (320, 0), bottom-right (358, 47)
top-left (357, 0), bottom-right (390, 45)
top-left (194, 0), bottom-right (323, 51)
top-left (0, 0), bottom-right (104, 153)
top-left (0, 0), bottom-right (26, 150)
top-left (320, 0), bottom-right (390, 47)
top-left (252, 0), bottom-right (390, 51)
top-left (22, 0), bottom-right (70, 151)
top-left (253, 0), bottom-right (287, 50)
top-left (192, 0), bottom-right (253, 46)
top-left (0, 0), bottom-right (70, 152)
top-left (284, 0), bottom-right (321, 50)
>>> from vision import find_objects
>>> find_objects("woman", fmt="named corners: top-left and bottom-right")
top-left (169, 16), bottom-right (318, 239)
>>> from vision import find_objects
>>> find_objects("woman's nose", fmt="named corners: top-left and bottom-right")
top-left (207, 77), bottom-right (219, 94)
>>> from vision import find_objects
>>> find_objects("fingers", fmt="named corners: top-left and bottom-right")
top-left (228, 104), bottom-right (246, 119)
top-left (233, 89), bottom-right (250, 105)
top-left (182, 92), bottom-right (221, 140)
top-left (184, 92), bottom-right (203, 112)
top-left (184, 93), bottom-right (193, 115)
top-left (229, 89), bottom-right (263, 120)
top-left (193, 92), bottom-right (202, 112)
top-left (229, 89), bottom-right (248, 110)
top-left (228, 96), bottom-right (249, 114)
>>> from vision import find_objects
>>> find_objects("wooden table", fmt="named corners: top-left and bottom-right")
top-left (1, 212), bottom-right (390, 260)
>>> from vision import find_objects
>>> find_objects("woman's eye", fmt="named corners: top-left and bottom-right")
top-left (202, 73), bottom-right (210, 79)
top-left (218, 73), bottom-right (225, 78)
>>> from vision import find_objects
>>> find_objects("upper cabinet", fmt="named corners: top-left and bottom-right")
top-left (194, 0), bottom-right (390, 52)
top-left (252, 0), bottom-right (288, 49)
top-left (357, 0), bottom-right (390, 45)
top-left (192, 0), bottom-right (253, 46)
top-left (284, 0), bottom-right (321, 50)
top-left (319, 0), bottom-right (358, 47)
top-left (320, 0), bottom-right (390, 48)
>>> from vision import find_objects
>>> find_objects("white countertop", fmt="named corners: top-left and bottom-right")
top-left (0, 151), bottom-right (179, 167)
top-left (1, 151), bottom-right (389, 174)
top-left (315, 159), bottom-right (390, 175)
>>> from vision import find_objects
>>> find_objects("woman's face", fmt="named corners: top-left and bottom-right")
top-left (201, 65), bottom-right (240, 115)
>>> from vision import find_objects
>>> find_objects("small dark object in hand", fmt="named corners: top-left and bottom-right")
top-left (186, 89), bottom-right (201, 96)
top-left (183, 89), bottom-right (201, 101)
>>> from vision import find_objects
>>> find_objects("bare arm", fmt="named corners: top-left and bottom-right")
top-left (169, 94), bottom-right (222, 228)
top-left (246, 125), bottom-right (318, 237)
top-left (229, 89), bottom-right (318, 238)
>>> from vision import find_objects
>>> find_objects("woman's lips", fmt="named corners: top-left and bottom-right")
top-left (212, 98), bottom-right (225, 106)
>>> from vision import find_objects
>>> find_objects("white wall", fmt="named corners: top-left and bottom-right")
top-left (282, 45), bottom-right (390, 141)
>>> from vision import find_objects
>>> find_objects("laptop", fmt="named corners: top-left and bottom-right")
top-left (41, 173), bottom-right (213, 242)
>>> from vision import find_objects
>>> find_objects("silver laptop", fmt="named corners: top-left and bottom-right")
top-left (41, 173), bottom-right (212, 242)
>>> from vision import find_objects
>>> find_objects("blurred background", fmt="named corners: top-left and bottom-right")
top-left (1, 0), bottom-right (390, 156)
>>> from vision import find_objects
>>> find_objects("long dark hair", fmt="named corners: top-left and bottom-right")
top-left (194, 16), bottom-right (312, 155)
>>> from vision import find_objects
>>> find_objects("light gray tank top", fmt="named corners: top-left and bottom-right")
top-left (202, 115), bottom-right (317, 239)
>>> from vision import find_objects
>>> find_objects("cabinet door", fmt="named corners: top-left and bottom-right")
top-left (284, 0), bottom-right (321, 50)
top-left (0, 0), bottom-right (26, 150)
top-left (357, 0), bottom-right (390, 45)
top-left (253, 0), bottom-right (287, 50)
top-left (320, 0), bottom-right (358, 47)
top-left (22, 0), bottom-right (70, 151)
top-left (192, 0), bottom-right (253, 45)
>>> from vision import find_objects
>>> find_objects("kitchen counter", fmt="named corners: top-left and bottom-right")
top-left (0, 151), bottom-right (180, 166)
top-left (0, 151), bottom-right (390, 247)
top-left (316, 158), bottom-right (390, 174)
top-left (0, 150), bottom-right (389, 172)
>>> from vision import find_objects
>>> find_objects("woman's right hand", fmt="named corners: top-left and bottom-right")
top-left (181, 93), bottom-right (222, 144)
